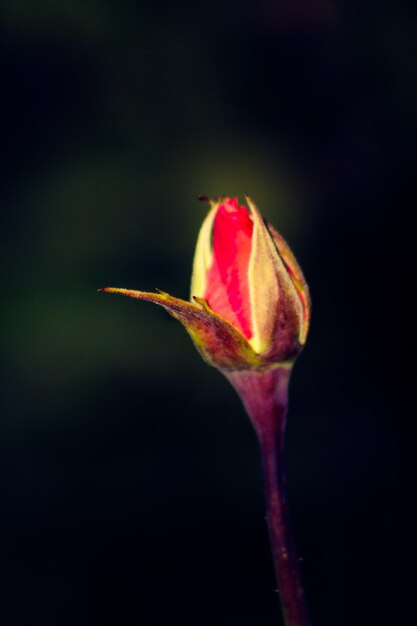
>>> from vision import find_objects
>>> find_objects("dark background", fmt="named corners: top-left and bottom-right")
top-left (1, 1), bottom-right (415, 625)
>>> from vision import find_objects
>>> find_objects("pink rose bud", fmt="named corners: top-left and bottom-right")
top-left (192, 195), bottom-right (310, 362)
top-left (100, 197), bottom-right (313, 625)
top-left (100, 195), bottom-right (310, 372)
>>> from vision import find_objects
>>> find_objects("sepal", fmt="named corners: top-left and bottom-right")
top-left (99, 288), bottom-right (264, 371)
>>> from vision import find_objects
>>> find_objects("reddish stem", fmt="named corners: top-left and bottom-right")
top-left (226, 368), bottom-right (311, 626)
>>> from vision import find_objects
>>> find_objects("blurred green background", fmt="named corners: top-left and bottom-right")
top-left (1, 1), bottom-right (415, 625)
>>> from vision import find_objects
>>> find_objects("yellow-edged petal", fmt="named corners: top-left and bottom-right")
top-left (190, 202), bottom-right (218, 300)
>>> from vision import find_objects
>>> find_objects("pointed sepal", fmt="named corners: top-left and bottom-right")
top-left (99, 288), bottom-right (264, 371)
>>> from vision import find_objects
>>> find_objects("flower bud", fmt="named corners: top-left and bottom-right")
top-left (100, 195), bottom-right (310, 372)
top-left (192, 195), bottom-right (310, 361)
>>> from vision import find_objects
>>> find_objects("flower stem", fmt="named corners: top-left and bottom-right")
top-left (226, 368), bottom-right (311, 626)
top-left (259, 426), bottom-right (311, 626)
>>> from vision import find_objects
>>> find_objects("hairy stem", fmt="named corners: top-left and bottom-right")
top-left (226, 367), bottom-right (311, 626)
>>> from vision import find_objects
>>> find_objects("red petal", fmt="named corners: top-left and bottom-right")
top-left (204, 198), bottom-right (254, 339)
